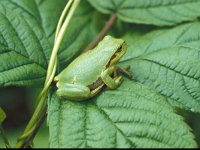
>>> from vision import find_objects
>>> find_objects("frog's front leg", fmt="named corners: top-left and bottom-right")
top-left (56, 83), bottom-right (92, 100)
top-left (101, 66), bottom-right (123, 89)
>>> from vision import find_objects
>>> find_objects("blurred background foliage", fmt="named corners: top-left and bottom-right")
top-left (0, 87), bottom-right (49, 148)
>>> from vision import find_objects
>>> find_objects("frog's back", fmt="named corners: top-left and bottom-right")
top-left (56, 36), bottom-right (124, 86)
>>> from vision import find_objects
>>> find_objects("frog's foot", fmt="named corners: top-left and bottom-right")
top-left (101, 66), bottom-right (123, 89)
top-left (117, 65), bottom-right (132, 78)
top-left (56, 83), bottom-right (93, 100)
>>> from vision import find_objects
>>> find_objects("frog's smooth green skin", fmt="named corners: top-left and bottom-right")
top-left (54, 35), bottom-right (127, 101)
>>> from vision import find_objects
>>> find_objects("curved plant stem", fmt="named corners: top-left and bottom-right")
top-left (23, 107), bottom-right (47, 148)
top-left (55, 0), bottom-right (74, 42)
top-left (16, 0), bottom-right (80, 148)
top-left (84, 13), bottom-right (117, 51)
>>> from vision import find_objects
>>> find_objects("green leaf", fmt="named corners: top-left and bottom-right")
top-left (0, 0), bottom-right (51, 86)
top-left (0, 0), bottom-right (95, 87)
top-left (88, 0), bottom-right (200, 26)
top-left (48, 79), bottom-right (197, 148)
top-left (119, 22), bottom-right (200, 113)
top-left (0, 107), bottom-right (6, 123)
top-left (121, 24), bottom-right (156, 46)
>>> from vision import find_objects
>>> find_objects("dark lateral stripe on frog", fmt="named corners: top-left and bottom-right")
top-left (87, 77), bottom-right (104, 90)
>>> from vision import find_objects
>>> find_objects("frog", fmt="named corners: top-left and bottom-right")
top-left (54, 35), bottom-right (127, 101)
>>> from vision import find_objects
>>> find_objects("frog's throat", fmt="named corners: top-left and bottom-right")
top-left (109, 48), bottom-right (126, 67)
top-left (106, 42), bottom-right (127, 67)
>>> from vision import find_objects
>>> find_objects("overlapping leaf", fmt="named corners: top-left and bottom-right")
top-left (88, 0), bottom-right (200, 26)
top-left (48, 79), bottom-right (197, 148)
top-left (119, 22), bottom-right (200, 113)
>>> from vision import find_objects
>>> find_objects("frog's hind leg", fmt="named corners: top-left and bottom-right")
top-left (101, 66), bottom-right (123, 89)
top-left (56, 83), bottom-right (92, 100)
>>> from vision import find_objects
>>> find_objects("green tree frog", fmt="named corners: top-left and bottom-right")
top-left (54, 35), bottom-right (127, 100)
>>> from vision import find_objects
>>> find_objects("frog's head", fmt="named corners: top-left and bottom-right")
top-left (103, 35), bottom-right (127, 66)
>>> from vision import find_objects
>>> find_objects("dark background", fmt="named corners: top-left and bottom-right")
top-left (0, 87), bottom-right (48, 148)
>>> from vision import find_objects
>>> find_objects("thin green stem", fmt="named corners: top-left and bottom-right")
top-left (36, 63), bottom-right (56, 104)
top-left (23, 107), bottom-right (47, 148)
top-left (16, 0), bottom-right (80, 148)
top-left (0, 125), bottom-right (11, 148)
top-left (36, 0), bottom-right (79, 106)
top-left (55, 0), bottom-right (74, 42)
top-left (36, 0), bottom-right (74, 106)
top-left (46, 0), bottom-right (80, 83)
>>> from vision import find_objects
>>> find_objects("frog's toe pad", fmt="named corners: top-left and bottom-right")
top-left (115, 76), bottom-right (123, 85)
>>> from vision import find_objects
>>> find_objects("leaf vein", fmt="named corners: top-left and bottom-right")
top-left (141, 58), bottom-right (200, 80)
top-left (94, 103), bottom-right (136, 148)
top-left (120, 0), bottom-right (200, 10)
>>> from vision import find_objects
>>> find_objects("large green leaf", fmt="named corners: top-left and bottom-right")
top-left (119, 22), bottom-right (200, 113)
top-left (0, 0), bottom-right (95, 87)
top-left (88, 0), bottom-right (200, 26)
top-left (48, 79), bottom-right (197, 148)
top-left (7, 0), bottom-right (67, 42)
top-left (0, 0), bottom-right (51, 86)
